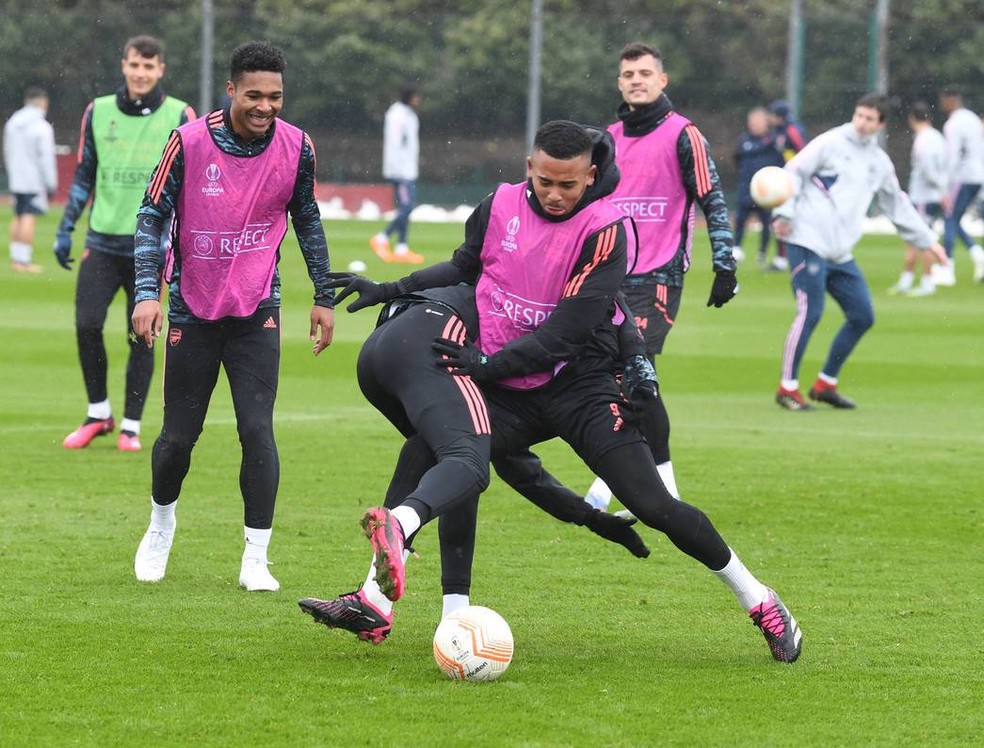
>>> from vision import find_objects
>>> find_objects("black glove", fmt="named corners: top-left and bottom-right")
top-left (621, 354), bottom-right (659, 401)
top-left (432, 336), bottom-right (498, 382)
top-left (582, 508), bottom-right (650, 559)
top-left (54, 232), bottom-right (74, 270)
top-left (326, 271), bottom-right (403, 312)
top-left (707, 271), bottom-right (738, 308)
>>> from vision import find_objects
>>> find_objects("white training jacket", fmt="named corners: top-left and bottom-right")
top-left (908, 126), bottom-right (948, 206)
top-left (772, 122), bottom-right (936, 263)
top-left (942, 107), bottom-right (984, 187)
top-left (3, 103), bottom-right (57, 205)
top-left (382, 100), bottom-right (419, 181)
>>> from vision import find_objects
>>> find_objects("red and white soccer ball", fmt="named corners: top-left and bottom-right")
top-left (433, 605), bottom-right (514, 682)
top-left (750, 165), bottom-right (794, 209)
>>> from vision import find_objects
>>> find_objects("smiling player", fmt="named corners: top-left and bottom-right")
top-left (56, 35), bottom-right (195, 452)
top-left (129, 41), bottom-right (335, 591)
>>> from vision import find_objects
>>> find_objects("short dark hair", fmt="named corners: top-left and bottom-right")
top-left (909, 101), bottom-right (932, 123)
top-left (532, 120), bottom-right (593, 160)
top-left (230, 41), bottom-right (287, 83)
top-left (399, 83), bottom-right (418, 105)
top-left (856, 93), bottom-right (890, 122)
top-left (620, 42), bottom-right (662, 64)
top-left (940, 85), bottom-right (962, 99)
top-left (124, 35), bottom-right (164, 61)
top-left (24, 86), bottom-right (47, 103)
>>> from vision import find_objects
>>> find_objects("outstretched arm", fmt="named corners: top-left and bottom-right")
top-left (492, 449), bottom-right (650, 558)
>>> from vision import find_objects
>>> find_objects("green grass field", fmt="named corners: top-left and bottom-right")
top-left (2, 213), bottom-right (982, 747)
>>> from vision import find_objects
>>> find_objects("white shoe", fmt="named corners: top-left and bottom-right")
top-left (906, 285), bottom-right (935, 297)
top-left (930, 262), bottom-right (956, 287)
top-left (770, 256), bottom-right (789, 272)
top-left (135, 524), bottom-right (175, 582)
top-left (239, 557), bottom-right (280, 592)
top-left (584, 476), bottom-right (613, 511)
top-left (970, 245), bottom-right (984, 283)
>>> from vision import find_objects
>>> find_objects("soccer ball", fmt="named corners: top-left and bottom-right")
top-left (347, 259), bottom-right (368, 273)
top-left (432, 605), bottom-right (514, 682)
top-left (750, 165), bottom-right (794, 209)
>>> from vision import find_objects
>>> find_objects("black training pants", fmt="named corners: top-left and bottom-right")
top-left (151, 308), bottom-right (280, 529)
top-left (75, 249), bottom-right (154, 420)
top-left (360, 301), bottom-right (491, 528)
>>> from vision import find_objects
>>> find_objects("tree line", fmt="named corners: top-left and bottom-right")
top-left (3, 0), bottom-right (983, 189)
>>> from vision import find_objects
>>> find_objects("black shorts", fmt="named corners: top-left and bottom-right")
top-left (622, 280), bottom-right (683, 356)
top-left (13, 193), bottom-right (45, 216)
top-left (483, 358), bottom-right (645, 472)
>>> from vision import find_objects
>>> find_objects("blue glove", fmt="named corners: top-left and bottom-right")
top-left (54, 232), bottom-right (74, 270)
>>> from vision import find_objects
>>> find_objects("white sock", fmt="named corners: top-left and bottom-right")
top-left (443, 594), bottom-right (470, 619)
top-left (149, 498), bottom-right (176, 531)
top-left (10, 241), bottom-right (32, 264)
top-left (391, 505), bottom-right (421, 539)
top-left (120, 418), bottom-right (141, 435)
top-left (656, 461), bottom-right (680, 499)
top-left (897, 271), bottom-right (914, 290)
top-left (780, 378), bottom-right (799, 392)
top-left (585, 477), bottom-right (613, 510)
top-left (243, 526), bottom-right (271, 562)
top-left (87, 400), bottom-right (112, 420)
top-left (712, 549), bottom-right (770, 611)
top-left (362, 566), bottom-right (394, 615)
top-left (394, 242), bottom-right (410, 255)
top-left (817, 371), bottom-right (837, 386)
top-left (374, 231), bottom-right (388, 242)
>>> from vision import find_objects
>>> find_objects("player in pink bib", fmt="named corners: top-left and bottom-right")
top-left (130, 41), bottom-right (335, 592)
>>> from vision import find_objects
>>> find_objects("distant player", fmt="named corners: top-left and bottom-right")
top-left (772, 94), bottom-right (946, 411)
top-left (584, 41), bottom-right (739, 512)
top-left (890, 102), bottom-right (947, 297)
top-left (766, 100), bottom-right (808, 271)
top-left (369, 83), bottom-right (425, 264)
top-left (55, 35), bottom-right (195, 452)
top-left (733, 106), bottom-right (786, 268)
top-left (935, 86), bottom-right (984, 285)
top-left (3, 87), bottom-right (57, 273)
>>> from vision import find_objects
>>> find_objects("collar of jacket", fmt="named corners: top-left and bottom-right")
top-left (616, 94), bottom-right (674, 137)
top-left (115, 84), bottom-right (165, 116)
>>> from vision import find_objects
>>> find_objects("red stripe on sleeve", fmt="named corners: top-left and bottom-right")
top-left (75, 103), bottom-right (93, 164)
top-left (304, 133), bottom-right (317, 174)
top-left (563, 225), bottom-right (617, 297)
top-left (148, 133), bottom-right (181, 205)
top-left (686, 124), bottom-right (712, 197)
